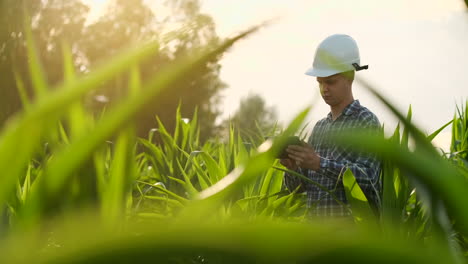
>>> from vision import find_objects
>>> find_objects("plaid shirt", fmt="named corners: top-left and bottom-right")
top-left (285, 100), bottom-right (381, 217)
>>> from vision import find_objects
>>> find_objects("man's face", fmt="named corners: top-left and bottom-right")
top-left (316, 73), bottom-right (352, 107)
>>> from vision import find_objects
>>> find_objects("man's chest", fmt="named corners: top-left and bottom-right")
top-left (310, 119), bottom-right (359, 161)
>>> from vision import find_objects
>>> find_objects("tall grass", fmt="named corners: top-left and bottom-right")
top-left (0, 19), bottom-right (467, 264)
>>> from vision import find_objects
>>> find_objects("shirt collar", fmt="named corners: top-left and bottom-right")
top-left (327, 100), bottom-right (360, 120)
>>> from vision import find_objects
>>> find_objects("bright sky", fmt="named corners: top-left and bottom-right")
top-left (199, 0), bottom-right (468, 150)
top-left (83, 0), bottom-right (468, 150)
top-left (82, 0), bottom-right (109, 21)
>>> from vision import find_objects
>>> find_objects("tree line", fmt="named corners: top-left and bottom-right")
top-left (0, 0), bottom-right (277, 141)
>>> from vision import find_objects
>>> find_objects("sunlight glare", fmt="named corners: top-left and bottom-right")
top-left (82, 0), bottom-right (110, 23)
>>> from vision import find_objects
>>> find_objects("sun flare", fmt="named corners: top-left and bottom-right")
top-left (82, 0), bottom-right (110, 21)
top-left (83, 0), bottom-right (110, 9)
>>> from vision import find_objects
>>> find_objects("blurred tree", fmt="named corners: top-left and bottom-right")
top-left (0, 0), bottom-right (89, 125)
top-left (80, 0), bottom-right (226, 141)
top-left (0, 0), bottom-right (92, 225)
top-left (0, 0), bottom-right (226, 142)
top-left (225, 93), bottom-right (278, 141)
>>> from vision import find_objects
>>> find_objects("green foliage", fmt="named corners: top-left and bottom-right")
top-left (451, 102), bottom-right (468, 167)
top-left (343, 168), bottom-right (375, 224)
top-left (0, 0), bottom-right (89, 124)
top-left (0, 0), bottom-right (226, 141)
top-left (0, 218), bottom-right (456, 264)
top-left (0, 4), bottom-right (467, 263)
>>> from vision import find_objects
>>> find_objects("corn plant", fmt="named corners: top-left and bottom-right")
top-left (0, 11), bottom-right (467, 264)
top-left (133, 106), bottom-right (308, 221)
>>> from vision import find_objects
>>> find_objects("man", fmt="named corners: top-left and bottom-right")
top-left (281, 34), bottom-right (381, 217)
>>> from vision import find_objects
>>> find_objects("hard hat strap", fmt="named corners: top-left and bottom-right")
top-left (352, 63), bottom-right (369, 71)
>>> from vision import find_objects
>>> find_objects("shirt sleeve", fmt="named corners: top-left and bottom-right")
top-left (318, 154), bottom-right (380, 185)
top-left (318, 153), bottom-right (381, 209)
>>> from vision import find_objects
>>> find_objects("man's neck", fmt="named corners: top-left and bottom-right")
top-left (330, 97), bottom-right (354, 121)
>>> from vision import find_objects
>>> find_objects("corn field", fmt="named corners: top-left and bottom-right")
top-left (0, 22), bottom-right (467, 264)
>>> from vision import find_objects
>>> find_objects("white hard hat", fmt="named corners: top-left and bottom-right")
top-left (305, 34), bottom-right (368, 77)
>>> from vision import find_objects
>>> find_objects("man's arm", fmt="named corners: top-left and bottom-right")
top-left (319, 153), bottom-right (380, 189)
top-left (318, 153), bottom-right (381, 208)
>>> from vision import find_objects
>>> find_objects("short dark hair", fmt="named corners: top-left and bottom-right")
top-left (341, 70), bottom-right (355, 81)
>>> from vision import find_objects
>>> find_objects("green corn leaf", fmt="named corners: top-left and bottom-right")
top-left (41, 27), bottom-right (261, 202)
top-left (143, 196), bottom-right (185, 209)
top-left (190, 107), bottom-right (310, 220)
top-left (175, 159), bottom-right (199, 198)
top-left (129, 66), bottom-right (142, 95)
top-left (167, 176), bottom-right (186, 187)
top-left (271, 193), bottom-right (291, 210)
top-left (235, 133), bottom-right (249, 168)
top-left (136, 181), bottom-right (188, 204)
top-left (23, 12), bottom-right (48, 98)
top-left (342, 168), bottom-right (375, 223)
top-left (0, 218), bottom-right (454, 264)
top-left (259, 166), bottom-right (274, 197)
top-left (217, 145), bottom-right (228, 177)
top-left (197, 152), bottom-right (223, 183)
top-left (20, 163), bottom-right (32, 203)
top-left (268, 168), bottom-right (284, 197)
top-left (0, 40), bottom-right (161, 208)
top-left (57, 121), bottom-right (70, 145)
top-left (191, 156), bottom-right (213, 190)
top-left (93, 148), bottom-right (107, 197)
top-left (428, 119), bottom-right (453, 142)
top-left (402, 106), bottom-right (412, 149)
top-left (173, 103), bottom-right (182, 146)
top-left (139, 138), bottom-right (170, 179)
top-left (102, 128), bottom-right (135, 223)
top-left (188, 107), bottom-right (199, 149)
top-left (287, 201), bottom-right (302, 215)
top-left (156, 117), bottom-right (175, 160)
top-left (13, 69), bottom-right (30, 111)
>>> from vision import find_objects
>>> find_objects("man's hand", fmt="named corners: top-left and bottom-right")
top-left (279, 158), bottom-right (298, 171)
top-left (286, 143), bottom-right (321, 171)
